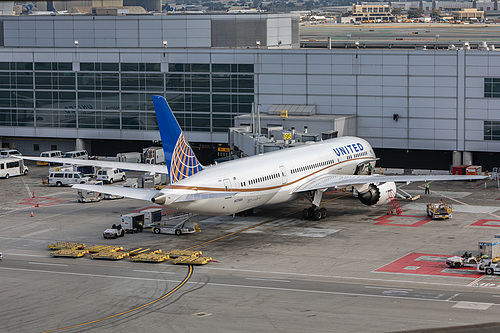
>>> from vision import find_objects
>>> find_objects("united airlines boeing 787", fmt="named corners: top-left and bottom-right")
top-left (23, 96), bottom-right (487, 220)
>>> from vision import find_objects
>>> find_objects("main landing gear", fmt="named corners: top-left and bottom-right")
top-left (302, 206), bottom-right (327, 220)
top-left (301, 189), bottom-right (328, 221)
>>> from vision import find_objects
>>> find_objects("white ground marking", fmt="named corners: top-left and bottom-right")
top-left (29, 262), bottom-right (68, 267)
top-left (452, 301), bottom-right (493, 310)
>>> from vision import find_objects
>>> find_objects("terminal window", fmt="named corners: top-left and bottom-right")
top-left (484, 121), bottom-right (500, 141)
top-left (484, 78), bottom-right (500, 98)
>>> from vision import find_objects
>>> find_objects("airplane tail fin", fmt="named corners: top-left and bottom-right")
top-left (152, 95), bottom-right (203, 184)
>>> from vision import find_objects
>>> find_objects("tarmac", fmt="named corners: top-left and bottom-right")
top-left (1, 162), bottom-right (500, 332)
top-left (300, 23), bottom-right (500, 43)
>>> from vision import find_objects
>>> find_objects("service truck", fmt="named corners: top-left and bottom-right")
top-left (120, 213), bottom-right (145, 233)
top-left (142, 208), bottom-right (162, 226)
top-left (143, 146), bottom-right (165, 164)
top-left (116, 152), bottom-right (142, 163)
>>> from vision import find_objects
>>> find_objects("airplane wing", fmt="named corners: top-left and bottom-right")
top-left (20, 156), bottom-right (168, 174)
top-left (72, 184), bottom-right (160, 201)
top-left (292, 174), bottom-right (488, 193)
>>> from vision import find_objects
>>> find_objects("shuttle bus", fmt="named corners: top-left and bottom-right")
top-left (0, 158), bottom-right (29, 178)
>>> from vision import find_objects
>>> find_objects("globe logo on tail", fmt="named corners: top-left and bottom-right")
top-left (170, 133), bottom-right (203, 183)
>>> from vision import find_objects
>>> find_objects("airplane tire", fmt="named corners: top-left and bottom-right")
top-left (313, 209), bottom-right (321, 221)
top-left (302, 209), bottom-right (310, 220)
top-left (320, 208), bottom-right (327, 219)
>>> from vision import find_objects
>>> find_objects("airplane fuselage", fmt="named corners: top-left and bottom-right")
top-left (158, 136), bottom-right (376, 215)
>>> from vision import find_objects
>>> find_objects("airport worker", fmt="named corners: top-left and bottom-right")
top-left (367, 163), bottom-right (373, 175)
top-left (425, 182), bottom-right (430, 194)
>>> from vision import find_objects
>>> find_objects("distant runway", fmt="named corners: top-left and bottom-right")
top-left (301, 23), bottom-right (500, 43)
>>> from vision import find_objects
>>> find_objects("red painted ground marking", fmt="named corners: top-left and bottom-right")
top-left (375, 252), bottom-right (483, 278)
top-left (18, 197), bottom-right (69, 207)
top-left (374, 214), bottom-right (431, 227)
top-left (470, 219), bottom-right (500, 227)
top-left (469, 181), bottom-right (487, 189)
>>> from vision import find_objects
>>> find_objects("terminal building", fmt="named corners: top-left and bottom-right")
top-left (0, 12), bottom-right (498, 169)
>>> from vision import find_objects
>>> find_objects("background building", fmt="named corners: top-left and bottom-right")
top-left (0, 13), bottom-right (498, 169)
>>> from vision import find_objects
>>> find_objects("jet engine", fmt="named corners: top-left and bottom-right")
top-left (357, 182), bottom-right (397, 206)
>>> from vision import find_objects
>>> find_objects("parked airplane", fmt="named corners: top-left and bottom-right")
top-left (23, 96), bottom-right (487, 219)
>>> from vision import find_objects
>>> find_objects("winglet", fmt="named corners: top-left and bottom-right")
top-left (152, 95), bottom-right (203, 184)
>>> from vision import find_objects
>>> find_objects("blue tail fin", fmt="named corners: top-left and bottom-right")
top-left (152, 95), bottom-right (203, 184)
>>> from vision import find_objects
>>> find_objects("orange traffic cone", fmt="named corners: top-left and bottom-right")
top-left (30, 211), bottom-right (34, 217)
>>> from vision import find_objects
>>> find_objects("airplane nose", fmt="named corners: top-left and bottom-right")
top-left (151, 193), bottom-right (166, 205)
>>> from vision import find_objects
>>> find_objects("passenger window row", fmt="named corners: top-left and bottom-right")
top-left (240, 172), bottom-right (281, 187)
top-left (291, 159), bottom-right (335, 175)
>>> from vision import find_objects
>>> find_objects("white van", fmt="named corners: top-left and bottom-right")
top-left (0, 149), bottom-right (22, 158)
top-left (37, 150), bottom-right (63, 166)
top-left (48, 171), bottom-right (90, 186)
top-left (97, 168), bottom-right (126, 183)
top-left (0, 158), bottom-right (28, 178)
top-left (62, 150), bottom-right (88, 159)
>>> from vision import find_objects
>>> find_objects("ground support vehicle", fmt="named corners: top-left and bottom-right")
top-left (97, 168), bottom-right (126, 184)
top-left (446, 252), bottom-right (481, 268)
top-left (116, 152), bottom-right (142, 163)
top-left (77, 180), bottom-right (104, 202)
top-left (48, 242), bottom-right (86, 250)
top-left (170, 255), bottom-right (212, 265)
top-left (0, 158), bottom-right (28, 179)
top-left (165, 250), bottom-right (202, 258)
top-left (427, 202), bottom-right (452, 219)
top-left (48, 171), bottom-right (90, 186)
top-left (126, 247), bottom-right (157, 256)
top-left (37, 150), bottom-right (63, 165)
top-left (103, 193), bottom-right (123, 200)
top-left (103, 224), bottom-right (125, 239)
top-left (151, 214), bottom-right (200, 236)
top-left (143, 146), bottom-right (165, 164)
top-left (87, 245), bottom-right (117, 253)
top-left (129, 251), bottom-right (168, 263)
top-left (123, 178), bottom-right (139, 188)
top-left (121, 213), bottom-right (145, 233)
top-left (50, 249), bottom-right (88, 258)
top-left (477, 259), bottom-right (500, 275)
top-left (142, 208), bottom-right (162, 225)
top-left (90, 251), bottom-right (127, 260)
